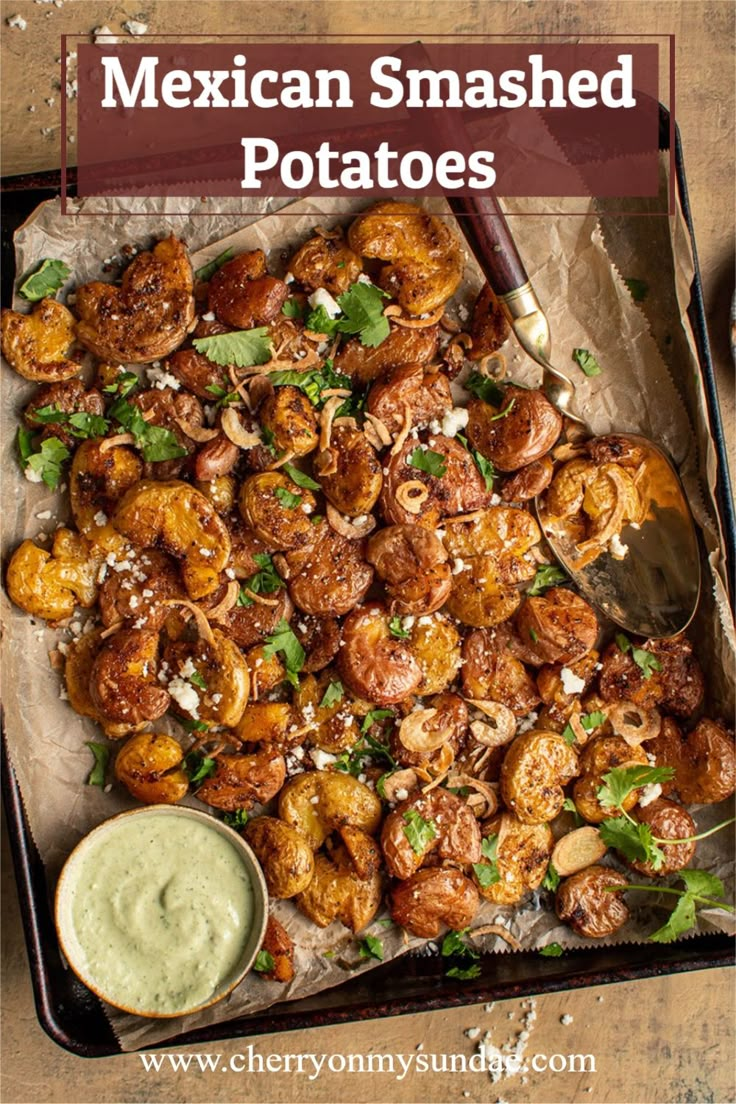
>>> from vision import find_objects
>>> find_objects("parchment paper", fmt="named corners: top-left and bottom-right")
top-left (2, 168), bottom-right (734, 1051)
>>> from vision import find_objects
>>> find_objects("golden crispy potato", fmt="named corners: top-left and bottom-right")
top-left (295, 832), bottom-right (382, 932)
top-left (245, 816), bottom-right (315, 899)
top-left (70, 440), bottom-right (143, 555)
top-left (556, 865), bottom-right (629, 938)
top-left (194, 474), bottom-right (237, 514)
top-left (516, 587), bottom-right (599, 665)
top-left (444, 556), bottom-right (528, 629)
top-left (390, 692), bottom-right (468, 770)
top-left (626, 798), bottom-right (696, 877)
top-left (292, 615), bottom-right (341, 673)
top-left (131, 387), bottom-right (204, 480)
top-left (501, 456), bottom-right (555, 503)
top-left (208, 250), bottom-right (288, 328)
top-left (278, 772), bottom-right (382, 850)
top-left (390, 867), bottom-right (479, 938)
top-left (6, 529), bottom-right (98, 622)
top-left (260, 386), bottom-right (319, 458)
top-left (598, 634), bottom-right (704, 719)
top-left (166, 347), bottom-right (230, 399)
top-left (461, 626), bottom-right (541, 716)
top-left (76, 236), bottom-right (195, 363)
top-left (286, 524), bottom-right (373, 617)
top-left (288, 233), bottom-right (362, 294)
top-left (294, 672), bottom-right (360, 753)
top-left (467, 283), bottom-right (510, 361)
top-left (259, 915), bottom-right (296, 983)
top-left (215, 587), bottom-right (293, 652)
top-left (443, 505), bottom-right (541, 560)
top-left (466, 387), bottom-right (562, 472)
top-left (99, 549), bottom-right (184, 630)
top-left (245, 646), bottom-right (287, 698)
top-left (367, 525), bottom-right (451, 617)
top-left (114, 732), bottom-right (189, 804)
top-left (536, 650), bottom-right (600, 728)
top-left (366, 362), bottom-right (453, 436)
top-left (381, 788), bottom-right (481, 879)
top-left (409, 614), bottom-right (462, 695)
top-left (500, 730), bottom-right (579, 824)
top-left (545, 459), bottom-right (597, 518)
top-left (239, 471), bottom-right (317, 552)
top-left (1, 299), bottom-right (79, 382)
top-left (64, 629), bottom-right (145, 739)
top-left (195, 749), bottom-right (286, 812)
top-left (651, 717), bottom-right (736, 805)
top-left (333, 322), bottom-right (440, 385)
top-left (474, 813), bottom-right (553, 904)
top-left (315, 426), bottom-right (383, 517)
top-left (113, 479), bottom-right (231, 599)
top-left (348, 201), bottom-right (463, 315)
top-left (573, 735), bottom-right (649, 824)
top-left (338, 602), bottom-right (422, 705)
top-left (24, 378), bottom-right (105, 448)
top-left (233, 701), bottom-right (294, 747)
top-left (380, 433), bottom-right (491, 528)
top-left (90, 627), bottom-right (170, 727)
top-left (164, 628), bottom-right (250, 729)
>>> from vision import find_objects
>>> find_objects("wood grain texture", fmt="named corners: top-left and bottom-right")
top-left (1, 3), bottom-right (734, 1102)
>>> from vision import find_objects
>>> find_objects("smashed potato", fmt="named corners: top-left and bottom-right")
top-left (315, 425), bottom-right (383, 517)
top-left (164, 628), bottom-right (250, 728)
top-left (195, 749), bottom-right (286, 812)
top-left (98, 549), bottom-right (184, 630)
top-left (466, 386), bottom-right (562, 472)
top-left (390, 867), bottom-right (479, 938)
top-left (76, 236), bottom-right (195, 363)
top-left (114, 732), bottom-right (189, 804)
top-left (239, 472), bottom-right (317, 552)
top-left (409, 614), bottom-right (462, 695)
top-left (366, 362), bottom-right (452, 436)
top-left (70, 440), bottom-right (143, 554)
top-left (500, 730), bottom-right (579, 824)
top-left (367, 525), bottom-right (451, 617)
top-left (90, 627), bottom-right (169, 727)
top-left (556, 865), bottom-right (629, 938)
top-left (348, 201), bottom-right (464, 315)
top-left (598, 634), bottom-right (705, 719)
top-left (381, 788), bottom-right (481, 879)
top-left (380, 433), bottom-right (490, 528)
top-left (25, 379), bottom-right (104, 448)
top-left (294, 672), bottom-right (359, 753)
top-left (333, 322), bottom-right (439, 385)
top-left (461, 627), bottom-right (541, 716)
top-left (285, 524), bottom-right (373, 616)
top-left (295, 831), bottom-right (382, 932)
top-left (573, 735), bottom-right (649, 824)
top-left (208, 249), bottom-right (287, 328)
top-left (245, 816), bottom-right (315, 898)
top-left (338, 603), bottom-right (422, 705)
top-left (259, 915), bottom-right (296, 984)
top-left (626, 798), bottom-right (696, 877)
top-left (260, 386), bottom-right (319, 458)
top-left (288, 233), bottom-right (362, 294)
top-left (279, 772), bottom-right (382, 849)
top-left (467, 283), bottom-right (510, 361)
top-left (516, 587), bottom-right (599, 665)
top-left (6, 529), bottom-right (98, 622)
top-left (1, 298), bottom-right (79, 382)
top-left (474, 813), bottom-right (553, 905)
top-left (651, 717), bottom-right (736, 805)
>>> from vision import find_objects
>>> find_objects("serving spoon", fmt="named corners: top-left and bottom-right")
top-left (447, 194), bottom-right (700, 638)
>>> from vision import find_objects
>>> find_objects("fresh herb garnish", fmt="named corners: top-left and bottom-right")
top-left (183, 751), bottom-right (217, 784)
top-left (529, 628), bottom-right (539, 644)
top-left (528, 564), bottom-right (568, 596)
top-left (204, 383), bottom-right (239, 407)
top-left (223, 808), bottom-right (249, 829)
top-left (305, 303), bottom-right (340, 336)
top-left (335, 281), bottom-right (390, 347)
top-left (572, 348), bottom-right (602, 377)
top-left (263, 618), bottom-right (305, 687)
top-left (542, 862), bottom-right (561, 892)
top-left (360, 708), bottom-right (395, 734)
top-left (189, 670), bottom-right (207, 690)
top-left (615, 633), bottom-right (663, 679)
top-left (194, 247), bottom-right (234, 284)
top-left (178, 717), bottom-right (209, 733)
top-left (472, 834), bottom-right (500, 888)
top-left (334, 732), bottom-right (396, 776)
top-left (598, 764), bottom-right (674, 813)
top-left (85, 741), bottom-right (109, 787)
top-left (456, 432), bottom-right (496, 490)
top-left (19, 258), bottom-right (71, 301)
top-left (561, 709), bottom-right (607, 746)
top-left (604, 870), bottom-right (734, 943)
top-left (388, 616), bottom-right (410, 639)
top-left (402, 809), bottom-right (438, 855)
top-left (18, 433), bottom-right (70, 489)
top-left (253, 950), bottom-right (275, 973)
top-left (562, 797), bottom-right (583, 826)
top-left (107, 397), bottom-right (187, 462)
top-left (441, 927), bottom-right (481, 978)
top-left (408, 447), bottom-right (447, 478)
top-left (446, 963), bottom-right (482, 980)
top-left (281, 298), bottom-right (305, 320)
top-left (319, 680), bottom-right (344, 709)
top-left (490, 398), bottom-right (516, 420)
top-left (624, 278), bottom-right (648, 303)
top-left (358, 935), bottom-right (384, 961)
top-left (31, 405), bottom-right (110, 440)
top-left (193, 327), bottom-right (273, 369)
top-left (596, 764), bottom-right (676, 870)
top-left (237, 553), bottom-right (284, 608)
top-left (464, 371), bottom-right (505, 406)
top-left (102, 370), bottom-right (138, 397)
top-left (275, 486), bottom-right (302, 510)
top-left (282, 462), bottom-right (320, 490)
top-left (269, 363), bottom-right (352, 408)
top-left (539, 942), bottom-right (564, 957)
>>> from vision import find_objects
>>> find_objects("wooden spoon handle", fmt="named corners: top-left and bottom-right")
top-left (447, 195), bottom-right (530, 298)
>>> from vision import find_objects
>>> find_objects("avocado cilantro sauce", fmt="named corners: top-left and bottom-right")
top-left (57, 811), bottom-right (256, 1016)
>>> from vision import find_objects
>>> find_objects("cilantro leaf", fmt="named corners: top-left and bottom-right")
top-left (320, 680), bottom-right (344, 709)
top-left (358, 935), bottom-right (384, 961)
top-left (281, 298), bottom-right (305, 320)
top-left (408, 447), bottom-right (447, 478)
top-left (253, 950), bottom-right (275, 973)
top-left (19, 258), bottom-right (71, 301)
top-left (17, 426), bottom-right (35, 464)
top-left (183, 752), bottom-right (217, 784)
top-left (193, 327), bottom-right (273, 369)
top-left (598, 816), bottom-right (665, 870)
top-left (305, 304), bottom-right (340, 336)
top-left (615, 634), bottom-right (663, 679)
top-left (388, 616), bottom-right (410, 639)
top-left (572, 348), bottom-right (602, 377)
top-left (108, 398), bottom-right (186, 462)
top-left (268, 363), bottom-right (351, 408)
top-left (334, 732), bottom-right (396, 777)
top-left (189, 670), bottom-right (207, 690)
top-left (648, 892), bottom-right (697, 944)
top-left (194, 247), bottom-right (234, 283)
top-left (562, 797), bottom-right (584, 827)
top-left (282, 462), bottom-right (320, 490)
top-left (562, 709), bottom-right (607, 746)
top-left (402, 809), bottom-right (438, 855)
top-left (204, 383), bottom-right (239, 407)
top-left (473, 834), bottom-right (500, 888)
top-left (360, 708), bottom-right (394, 735)
top-left (237, 553), bottom-right (284, 607)
top-left (336, 282), bottom-right (390, 347)
top-left (275, 486), bottom-right (302, 510)
top-left (490, 398), bottom-right (516, 420)
top-left (178, 717), bottom-right (209, 733)
top-left (542, 862), bottom-right (561, 892)
top-left (539, 942), bottom-right (564, 957)
top-left (85, 741), bottom-right (109, 787)
top-left (263, 619), bottom-right (305, 682)
top-left (624, 278), bottom-right (648, 303)
top-left (24, 436), bottom-right (70, 489)
top-left (528, 564), bottom-right (568, 596)
top-left (597, 764), bottom-right (674, 811)
top-left (441, 928), bottom-right (478, 958)
top-left (446, 963), bottom-right (482, 980)
top-left (456, 432), bottom-right (496, 490)
top-left (464, 371), bottom-right (505, 406)
top-left (223, 809), bottom-right (249, 829)
top-left (103, 370), bottom-right (138, 397)
top-left (679, 869), bottom-right (725, 900)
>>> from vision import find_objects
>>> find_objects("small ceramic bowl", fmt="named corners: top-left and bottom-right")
top-left (55, 805), bottom-right (268, 1018)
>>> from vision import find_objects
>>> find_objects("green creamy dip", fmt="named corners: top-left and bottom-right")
top-left (64, 812), bottom-right (255, 1015)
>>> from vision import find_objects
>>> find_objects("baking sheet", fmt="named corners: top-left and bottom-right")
top-left (1, 168), bottom-right (734, 1051)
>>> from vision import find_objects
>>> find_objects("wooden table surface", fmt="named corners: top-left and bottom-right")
top-left (1, 3), bottom-right (734, 1102)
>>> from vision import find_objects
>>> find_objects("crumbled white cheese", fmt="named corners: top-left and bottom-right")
top-left (123, 18), bottom-right (148, 35)
top-left (517, 710), bottom-right (539, 735)
top-left (465, 1026), bottom-right (481, 1040)
top-left (307, 287), bottom-right (341, 318)
top-left (66, 79), bottom-right (78, 99)
top-left (560, 1013), bottom-right (573, 1025)
top-left (93, 510), bottom-right (108, 527)
top-left (35, 510), bottom-right (52, 520)
top-left (147, 365), bottom-right (181, 391)
top-left (560, 666), bottom-right (586, 695)
top-left (168, 677), bottom-right (200, 716)
top-left (178, 656), bottom-right (197, 679)
top-left (441, 406), bottom-right (469, 438)
top-left (93, 25), bottom-right (118, 45)
top-left (24, 467), bottom-right (43, 484)
top-left (639, 782), bottom-right (662, 807)
top-left (7, 14), bottom-right (27, 28)
top-left (201, 310), bottom-right (216, 321)
top-left (490, 493), bottom-right (502, 506)
top-left (310, 748), bottom-right (337, 770)
top-left (357, 274), bottom-right (373, 285)
top-left (609, 532), bottom-right (629, 560)
top-left (394, 787), bottom-right (409, 801)
top-left (452, 558), bottom-right (466, 575)
top-left (401, 615), bottom-right (415, 632)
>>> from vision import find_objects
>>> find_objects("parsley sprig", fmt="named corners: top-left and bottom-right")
top-left (85, 741), bottom-right (110, 787)
top-left (402, 809), bottom-right (437, 855)
top-left (107, 396), bottom-right (187, 462)
top-left (456, 432), bottom-right (496, 490)
top-left (19, 257), bottom-right (71, 301)
top-left (334, 732), bottom-right (396, 777)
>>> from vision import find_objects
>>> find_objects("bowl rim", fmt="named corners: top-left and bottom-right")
top-left (54, 803), bottom-right (269, 1019)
